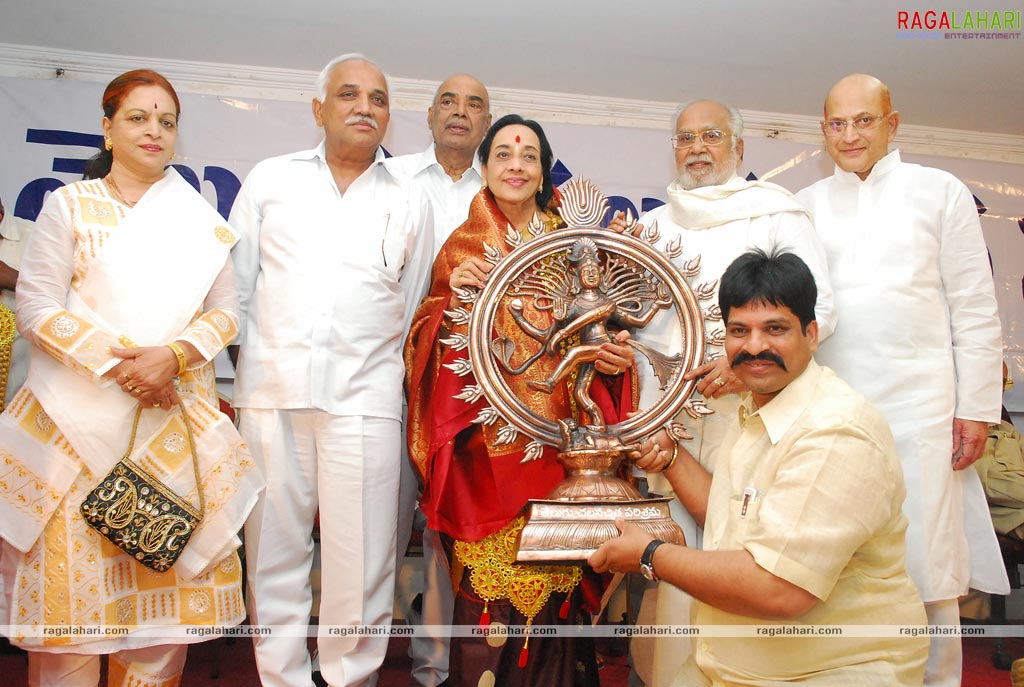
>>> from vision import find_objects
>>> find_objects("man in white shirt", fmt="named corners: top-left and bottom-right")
top-left (388, 74), bottom-right (490, 253)
top-left (613, 99), bottom-right (835, 685)
top-left (386, 73), bottom-right (490, 687)
top-left (590, 248), bottom-right (928, 686)
top-left (231, 53), bottom-right (434, 687)
top-left (0, 196), bottom-right (33, 406)
top-left (797, 73), bottom-right (1007, 687)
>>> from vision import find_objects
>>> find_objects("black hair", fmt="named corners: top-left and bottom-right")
top-left (477, 113), bottom-right (555, 210)
top-left (719, 248), bottom-right (817, 330)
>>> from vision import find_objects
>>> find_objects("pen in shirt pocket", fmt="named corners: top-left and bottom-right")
top-left (740, 486), bottom-right (758, 518)
top-left (380, 213), bottom-right (391, 267)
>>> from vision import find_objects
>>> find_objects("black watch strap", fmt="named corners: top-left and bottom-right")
top-left (640, 539), bottom-right (667, 580)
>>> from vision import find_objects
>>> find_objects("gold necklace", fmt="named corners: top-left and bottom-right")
top-left (104, 175), bottom-right (137, 207)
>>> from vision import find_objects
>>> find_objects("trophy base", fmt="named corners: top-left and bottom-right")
top-left (515, 497), bottom-right (685, 563)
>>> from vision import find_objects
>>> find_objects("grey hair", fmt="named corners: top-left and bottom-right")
top-left (315, 53), bottom-right (392, 101)
top-left (673, 99), bottom-right (744, 149)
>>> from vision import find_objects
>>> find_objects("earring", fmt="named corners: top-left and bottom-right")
top-left (104, 137), bottom-right (112, 151)
top-left (481, 181), bottom-right (487, 190)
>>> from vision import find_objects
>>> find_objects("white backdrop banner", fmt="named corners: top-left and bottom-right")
top-left (2, 76), bottom-right (1022, 408)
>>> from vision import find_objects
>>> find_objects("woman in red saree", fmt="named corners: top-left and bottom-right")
top-left (405, 115), bottom-right (635, 687)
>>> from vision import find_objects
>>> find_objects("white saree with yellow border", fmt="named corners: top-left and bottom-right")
top-left (0, 169), bottom-right (262, 652)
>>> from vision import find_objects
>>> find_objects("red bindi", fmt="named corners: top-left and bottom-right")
top-left (515, 135), bottom-right (520, 143)
top-left (154, 103), bottom-right (158, 109)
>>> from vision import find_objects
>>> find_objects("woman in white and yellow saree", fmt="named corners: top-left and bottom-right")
top-left (0, 69), bottom-right (262, 687)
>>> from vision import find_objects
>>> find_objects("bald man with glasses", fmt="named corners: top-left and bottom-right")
top-left (797, 73), bottom-right (1008, 687)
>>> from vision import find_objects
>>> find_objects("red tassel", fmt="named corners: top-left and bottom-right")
top-left (518, 640), bottom-right (529, 668)
top-left (479, 602), bottom-right (490, 629)
top-left (559, 598), bottom-right (570, 620)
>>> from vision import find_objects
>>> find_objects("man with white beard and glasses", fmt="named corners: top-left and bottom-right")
top-left (610, 98), bottom-right (834, 686)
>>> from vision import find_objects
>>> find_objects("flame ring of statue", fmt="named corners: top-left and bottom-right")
top-left (443, 178), bottom-right (712, 560)
top-left (467, 227), bottom-right (705, 451)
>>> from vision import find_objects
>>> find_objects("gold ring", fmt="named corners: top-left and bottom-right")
top-left (126, 384), bottom-right (135, 391)
top-left (713, 377), bottom-right (726, 387)
top-left (152, 402), bottom-right (161, 408)
top-left (132, 387), bottom-right (142, 395)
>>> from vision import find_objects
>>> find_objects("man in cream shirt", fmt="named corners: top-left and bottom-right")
top-left (591, 249), bottom-right (927, 686)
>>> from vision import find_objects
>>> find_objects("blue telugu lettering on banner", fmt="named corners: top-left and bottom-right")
top-left (14, 128), bottom-right (243, 221)
top-left (14, 130), bottom-right (665, 227)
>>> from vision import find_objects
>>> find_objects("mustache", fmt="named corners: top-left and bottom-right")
top-left (685, 153), bottom-right (713, 166)
top-left (345, 115), bottom-right (378, 129)
top-left (731, 350), bottom-right (787, 371)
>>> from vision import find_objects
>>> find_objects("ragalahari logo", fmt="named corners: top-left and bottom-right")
top-left (896, 9), bottom-right (1021, 39)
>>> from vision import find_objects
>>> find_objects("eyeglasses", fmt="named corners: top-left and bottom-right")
top-left (824, 113), bottom-right (891, 137)
top-left (671, 129), bottom-right (728, 149)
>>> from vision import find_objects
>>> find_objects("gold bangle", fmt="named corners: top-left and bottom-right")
top-left (662, 442), bottom-right (679, 472)
top-left (166, 342), bottom-right (188, 376)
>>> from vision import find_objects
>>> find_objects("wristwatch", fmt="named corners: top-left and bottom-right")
top-left (640, 539), bottom-right (667, 581)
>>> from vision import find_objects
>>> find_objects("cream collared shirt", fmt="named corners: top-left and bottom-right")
top-left (230, 143), bottom-right (434, 419)
top-left (679, 360), bottom-right (928, 686)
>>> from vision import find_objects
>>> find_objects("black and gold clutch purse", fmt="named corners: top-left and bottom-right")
top-left (80, 402), bottom-right (204, 572)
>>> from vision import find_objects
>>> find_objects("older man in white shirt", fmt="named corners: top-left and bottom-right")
top-left (231, 53), bottom-right (434, 687)
top-left (388, 74), bottom-right (490, 254)
top-left (614, 99), bottom-right (835, 686)
top-left (797, 73), bottom-right (1008, 687)
top-left (386, 73), bottom-right (490, 687)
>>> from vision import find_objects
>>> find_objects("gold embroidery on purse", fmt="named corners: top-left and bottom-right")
top-left (80, 402), bottom-right (204, 572)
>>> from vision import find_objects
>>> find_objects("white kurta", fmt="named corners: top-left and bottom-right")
top-left (797, 149), bottom-right (1007, 601)
top-left (637, 184), bottom-right (835, 492)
